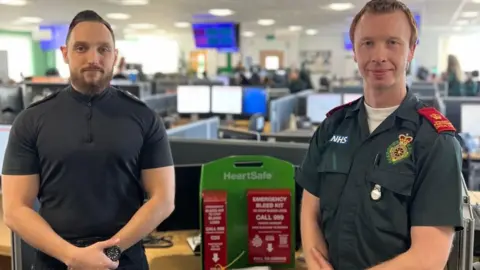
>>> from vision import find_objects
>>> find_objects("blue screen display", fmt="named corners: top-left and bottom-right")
top-left (242, 87), bottom-right (267, 115)
top-left (39, 24), bottom-right (69, 51)
top-left (343, 32), bottom-right (353, 50)
top-left (192, 23), bottom-right (238, 50)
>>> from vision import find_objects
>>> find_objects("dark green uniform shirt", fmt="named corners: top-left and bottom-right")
top-left (296, 90), bottom-right (464, 269)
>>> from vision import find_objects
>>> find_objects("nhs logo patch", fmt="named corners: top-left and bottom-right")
top-left (330, 135), bottom-right (349, 144)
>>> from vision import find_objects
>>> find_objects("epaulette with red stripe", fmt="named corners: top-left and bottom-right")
top-left (417, 107), bottom-right (456, 133)
top-left (325, 98), bottom-right (360, 118)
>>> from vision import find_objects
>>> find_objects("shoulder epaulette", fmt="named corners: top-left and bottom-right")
top-left (115, 88), bottom-right (146, 106)
top-left (325, 98), bottom-right (360, 118)
top-left (417, 107), bottom-right (456, 133)
top-left (27, 91), bottom-right (60, 109)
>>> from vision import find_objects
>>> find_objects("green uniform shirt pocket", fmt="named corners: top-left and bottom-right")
top-left (317, 152), bottom-right (351, 211)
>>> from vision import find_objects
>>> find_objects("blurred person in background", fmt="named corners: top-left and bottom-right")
top-left (444, 54), bottom-right (463, 96)
top-left (288, 69), bottom-right (307, 94)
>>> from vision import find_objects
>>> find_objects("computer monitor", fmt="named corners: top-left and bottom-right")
top-left (157, 164), bottom-right (202, 232)
top-left (211, 86), bottom-right (242, 114)
top-left (343, 93), bottom-right (362, 104)
top-left (0, 125), bottom-right (11, 173)
top-left (176, 85), bottom-right (211, 114)
top-left (461, 104), bottom-right (480, 136)
top-left (242, 87), bottom-right (267, 115)
top-left (307, 93), bottom-right (342, 123)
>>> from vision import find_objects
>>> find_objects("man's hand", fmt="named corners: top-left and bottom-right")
top-left (66, 238), bottom-right (120, 270)
top-left (311, 247), bottom-right (334, 270)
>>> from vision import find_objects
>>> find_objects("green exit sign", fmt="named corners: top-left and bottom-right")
top-left (265, 34), bottom-right (275, 40)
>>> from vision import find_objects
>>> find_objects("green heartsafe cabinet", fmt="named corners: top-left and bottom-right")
top-left (199, 156), bottom-right (296, 270)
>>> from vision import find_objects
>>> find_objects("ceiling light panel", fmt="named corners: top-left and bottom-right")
top-left (106, 13), bottom-right (131, 20)
top-left (327, 3), bottom-right (354, 11)
top-left (128, 23), bottom-right (156, 29)
top-left (242, 31), bottom-right (255, 37)
top-left (0, 0), bottom-right (27, 6)
top-left (258, 19), bottom-right (275, 26)
top-left (15, 16), bottom-right (42, 24)
top-left (209, 9), bottom-right (234, 17)
top-left (289, 25), bottom-right (302, 31)
top-left (174, 22), bottom-right (190, 28)
top-left (305, 29), bottom-right (318, 35)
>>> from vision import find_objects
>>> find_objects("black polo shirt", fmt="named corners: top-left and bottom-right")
top-left (296, 91), bottom-right (463, 269)
top-left (2, 86), bottom-right (173, 240)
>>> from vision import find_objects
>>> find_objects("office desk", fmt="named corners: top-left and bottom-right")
top-left (0, 198), bottom-right (305, 269)
top-left (4, 193), bottom-right (480, 269)
top-left (232, 120), bottom-right (271, 133)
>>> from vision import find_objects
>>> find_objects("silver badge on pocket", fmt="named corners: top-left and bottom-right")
top-left (371, 184), bottom-right (382, 201)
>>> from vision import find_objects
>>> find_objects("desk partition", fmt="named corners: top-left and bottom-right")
top-left (269, 90), bottom-right (313, 133)
top-left (143, 93), bottom-right (177, 116)
top-left (166, 116), bottom-right (220, 140)
top-left (444, 97), bottom-right (480, 132)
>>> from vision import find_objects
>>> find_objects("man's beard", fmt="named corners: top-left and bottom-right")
top-left (70, 70), bottom-right (113, 96)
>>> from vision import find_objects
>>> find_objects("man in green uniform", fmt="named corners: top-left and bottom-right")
top-left (297, 0), bottom-right (463, 269)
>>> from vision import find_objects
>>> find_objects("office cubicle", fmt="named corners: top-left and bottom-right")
top-left (111, 81), bottom-right (152, 99)
top-left (444, 97), bottom-right (480, 133)
top-left (22, 82), bottom-right (68, 108)
top-left (269, 90), bottom-right (313, 133)
top-left (143, 93), bottom-right (177, 116)
top-left (167, 117), bottom-right (220, 140)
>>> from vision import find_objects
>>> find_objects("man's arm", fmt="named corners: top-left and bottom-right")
top-left (111, 112), bottom-right (175, 251)
top-left (2, 113), bottom-right (77, 264)
top-left (301, 191), bottom-right (329, 264)
top-left (111, 167), bottom-right (175, 251)
top-left (369, 133), bottom-right (463, 269)
top-left (297, 126), bottom-right (330, 267)
top-left (368, 226), bottom-right (454, 270)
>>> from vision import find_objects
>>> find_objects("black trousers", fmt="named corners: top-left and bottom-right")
top-left (31, 238), bottom-right (149, 270)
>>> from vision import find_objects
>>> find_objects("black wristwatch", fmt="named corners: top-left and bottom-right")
top-left (104, 246), bottom-right (122, 261)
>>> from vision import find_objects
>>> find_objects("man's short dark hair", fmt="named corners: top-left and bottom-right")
top-left (66, 10), bottom-right (115, 44)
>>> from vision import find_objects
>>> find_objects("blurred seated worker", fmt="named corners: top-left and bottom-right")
top-left (415, 66), bottom-right (429, 81)
top-left (234, 61), bottom-right (245, 73)
top-left (319, 76), bottom-right (330, 91)
top-left (288, 69), bottom-right (307, 94)
top-left (113, 56), bottom-right (128, 79)
top-left (45, 68), bottom-right (60, 77)
top-left (464, 72), bottom-right (479, 96)
top-left (234, 72), bottom-right (250, 86)
top-left (444, 54), bottom-right (463, 96)
top-left (299, 67), bottom-right (313, 89)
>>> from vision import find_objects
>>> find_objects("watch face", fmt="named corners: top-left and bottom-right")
top-left (104, 246), bottom-right (121, 261)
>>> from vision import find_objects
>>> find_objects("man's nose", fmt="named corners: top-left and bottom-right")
top-left (371, 46), bottom-right (387, 63)
top-left (86, 49), bottom-right (101, 65)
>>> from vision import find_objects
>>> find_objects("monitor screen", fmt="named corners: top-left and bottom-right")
top-left (343, 93), bottom-right (362, 104)
top-left (192, 22), bottom-right (239, 51)
top-left (307, 94), bottom-right (342, 123)
top-left (343, 32), bottom-right (353, 50)
top-left (39, 24), bottom-right (69, 51)
top-left (461, 104), bottom-right (480, 136)
top-left (0, 125), bottom-right (11, 173)
top-left (177, 85), bottom-right (211, 113)
top-left (211, 86), bottom-right (243, 114)
top-left (243, 87), bottom-right (267, 115)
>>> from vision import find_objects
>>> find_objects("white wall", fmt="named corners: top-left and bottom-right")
top-left (172, 30), bottom-right (447, 78)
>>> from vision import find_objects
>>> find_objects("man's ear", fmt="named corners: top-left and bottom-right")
top-left (60, 45), bottom-right (69, 64)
